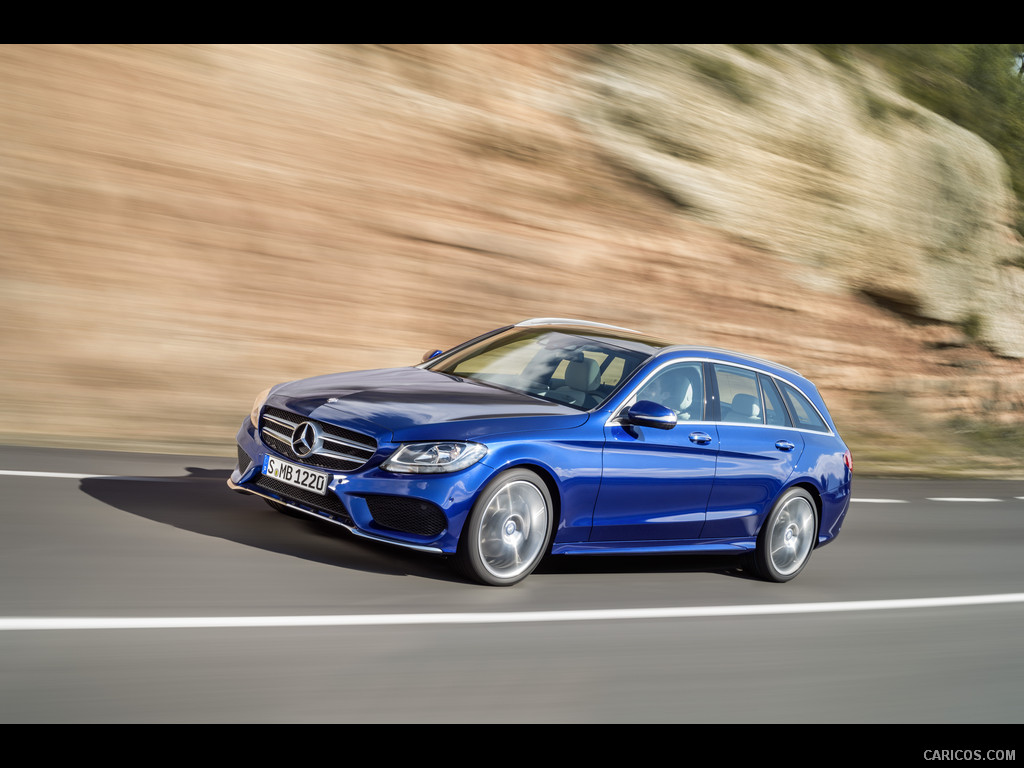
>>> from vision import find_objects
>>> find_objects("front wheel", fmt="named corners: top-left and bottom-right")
top-left (455, 469), bottom-right (554, 586)
top-left (749, 487), bottom-right (817, 582)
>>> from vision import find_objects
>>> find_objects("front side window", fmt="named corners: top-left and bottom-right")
top-left (633, 362), bottom-right (704, 421)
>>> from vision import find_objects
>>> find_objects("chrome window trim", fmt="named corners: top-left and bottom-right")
top-left (605, 356), bottom-right (834, 436)
top-left (708, 419), bottom-right (833, 436)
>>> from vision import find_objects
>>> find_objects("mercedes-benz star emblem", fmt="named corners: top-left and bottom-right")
top-left (290, 421), bottom-right (321, 458)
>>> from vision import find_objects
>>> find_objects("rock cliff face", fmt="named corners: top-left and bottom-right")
top-left (0, 44), bottom-right (1021, 474)
top-left (579, 45), bottom-right (1024, 358)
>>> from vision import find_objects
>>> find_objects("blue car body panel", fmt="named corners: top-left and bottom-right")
top-left (590, 419), bottom-right (718, 542)
top-left (230, 320), bottom-right (851, 573)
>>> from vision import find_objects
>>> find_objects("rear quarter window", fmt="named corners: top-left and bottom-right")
top-left (778, 381), bottom-right (829, 433)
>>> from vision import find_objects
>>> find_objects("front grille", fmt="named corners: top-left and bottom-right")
top-left (365, 495), bottom-right (447, 537)
top-left (255, 475), bottom-right (354, 526)
top-left (260, 406), bottom-right (377, 473)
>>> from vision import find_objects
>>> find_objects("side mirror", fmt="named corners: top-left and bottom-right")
top-left (421, 349), bottom-right (444, 363)
top-left (624, 400), bottom-right (677, 430)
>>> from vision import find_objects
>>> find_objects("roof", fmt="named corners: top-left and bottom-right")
top-left (515, 317), bottom-right (802, 377)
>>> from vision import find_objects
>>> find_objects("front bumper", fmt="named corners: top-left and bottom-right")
top-left (229, 418), bottom-right (490, 554)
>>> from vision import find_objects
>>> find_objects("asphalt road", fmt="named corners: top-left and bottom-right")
top-left (1, 444), bottom-right (1023, 724)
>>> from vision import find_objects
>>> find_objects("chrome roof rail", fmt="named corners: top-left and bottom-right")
top-left (674, 345), bottom-right (802, 376)
top-left (516, 317), bottom-right (643, 333)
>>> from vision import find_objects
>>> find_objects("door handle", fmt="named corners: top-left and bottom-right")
top-left (775, 440), bottom-right (795, 452)
top-left (689, 431), bottom-right (713, 445)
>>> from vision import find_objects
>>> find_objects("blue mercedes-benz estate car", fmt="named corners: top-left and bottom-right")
top-left (229, 318), bottom-right (852, 585)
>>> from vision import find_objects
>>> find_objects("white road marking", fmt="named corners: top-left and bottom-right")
top-left (2, 593), bottom-right (1023, 631)
top-left (0, 470), bottom-right (205, 481)
top-left (0, 469), bottom-right (114, 479)
top-left (2, 468), bottom-right (1023, 632)
top-left (927, 497), bottom-right (1003, 502)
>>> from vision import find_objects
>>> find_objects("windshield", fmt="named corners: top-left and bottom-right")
top-left (425, 329), bottom-right (657, 410)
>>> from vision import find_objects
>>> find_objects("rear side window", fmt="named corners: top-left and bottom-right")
top-left (714, 365), bottom-right (763, 424)
top-left (759, 374), bottom-right (792, 427)
top-left (778, 381), bottom-right (829, 433)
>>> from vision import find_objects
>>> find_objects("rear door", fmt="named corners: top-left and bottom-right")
top-left (702, 365), bottom-right (805, 540)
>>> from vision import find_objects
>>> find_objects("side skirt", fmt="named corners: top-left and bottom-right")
top-left (551, 539), bottom-right (756, 556)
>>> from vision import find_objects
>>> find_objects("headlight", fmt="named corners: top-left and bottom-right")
top-left (250, 385), bottom-right (274, 429)
top-left (382, 442), bottom-right (487, 473)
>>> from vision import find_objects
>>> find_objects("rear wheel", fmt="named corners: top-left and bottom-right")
top-left (749, 487), bottom-right (817, 582)
top-left (455, 469), bottom-right (553, 586)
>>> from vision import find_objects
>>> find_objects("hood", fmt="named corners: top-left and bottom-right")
top-left (268, 366), bottom-right (590, 442)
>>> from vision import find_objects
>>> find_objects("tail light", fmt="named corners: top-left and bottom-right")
top-left (843, 449), bottom-right (853, 472)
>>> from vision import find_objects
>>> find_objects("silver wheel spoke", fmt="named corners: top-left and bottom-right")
top-left (477, 479), bottom-right (549, 580)
top-left (768, 496), bottom-right (814, 576)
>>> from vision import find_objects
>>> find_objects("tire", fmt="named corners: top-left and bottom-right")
top-left (455, 469), bottom-right (554, 586)
top-left (749, 487), bottom-right (817, 582)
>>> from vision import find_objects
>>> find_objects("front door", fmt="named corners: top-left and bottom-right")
top-left (590, 362), bottom-right (718, 542)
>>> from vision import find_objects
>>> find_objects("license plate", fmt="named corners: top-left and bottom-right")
top-left (262, 455), bottom-right (329, 496)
